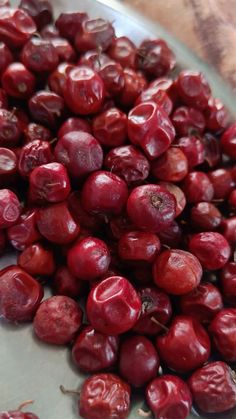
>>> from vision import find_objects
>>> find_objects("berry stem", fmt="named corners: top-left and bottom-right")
top-left (151, 316), bottom-right (169, 332)
top-left (138, 408), bottom-right (151, 417)
top-left (60, 385), bottom-right (81, 397)
top-left (18, 400), bottom-right (34, 411)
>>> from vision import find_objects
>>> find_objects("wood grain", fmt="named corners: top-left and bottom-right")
top-left (125, 0), bottom-right (236, 91)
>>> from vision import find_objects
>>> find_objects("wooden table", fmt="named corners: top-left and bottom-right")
top-left (125, 0), bottom-right (236, 92)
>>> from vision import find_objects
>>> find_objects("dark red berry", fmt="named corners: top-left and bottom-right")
top-left (182, 171), bottom-right (214, 203)
top-left (228, 189), bottom-right (236, 208)
top-left (0, 42), bottom-right (13, 76)
top-left (118, 68), bottom-right (147, 108)
top-left (18, 140), bottom-right (53, 178)
top-left (92, 108), bottom-right (127, 147)
top-left (2, 62), bottom-right (36, 99)
top-left (176, 71), bottom-right (211, 110)
top-left (209, 308), bottom-right (236, 362)
top-left (0, 189), bottom-right (21, 229)
top-left (48, 62), bottom-right (75, 96)
top-left (75, 18), bottom-right (115, 52)
top-left (53, 266), bottom-right (82, 298)
top-left (209, 168), bottom-right (234, 199)
top-left (18, 242), bottom-right (55, 276)
top-left (151, 147), bottom-right (188, 182)
top-left (204, 97), bottom-right (229, 132)
top-left (137, 39), bottom-right (176, 77)
top-left (7, 208), bottom-right (41, 251)
top-left (153, 249), bottom-right (202, 295)
top-left (33, 295), bottom-right (82, 344)
top-left (221, 123), bottom-right (236, 160)
top-left (221, 262), bottom-right (236, 306)
top-left (190, 202), bottom-right (222, 231)
top-left (108, 36), bottom-right (137, 69)
top-left (189, 232), bottom-right (231, 270)
top-left (72, 326), bottom-right (119, 373)
top-left (171, 106), bottom-right (206, 136)
top-left (174, 135), bottom-right (205, 168)
top-left (203, 132), bottom-right (221, 167)
top-left (158, 221), bottom-right (183, 248)
top-left (23, 123), bottom-right (51, 144)
top-left (68, 191), bottom-right (102, 232)
top-left (0, 265), bottom-right (43, 322)
top-left (118, 231), bottom-right (160, 265)
top-left (0, 147), bottom-right (17, 184)
top-left (51, 37), bottom-right (76, 62)
top-left (21, 37), bottom-right (59, 73)
top-left (158, 181), bottom-right (186, 216)
top-left (55, 11), bottom-right (87, 40)
top-left (87, 276), bottom-right (141, 335)
top-left (19, 0), bottom-right (53, 30)
top-left (58, 117), bottom-right (91, 138)
top-left (29, 90), bottom-right (65, 128)
top-left (0, 88), bottom-right (8, 109)
top-left (0, 109), bottom-right (22, 148)
top-left (0, 8), bottom-right (36, 48)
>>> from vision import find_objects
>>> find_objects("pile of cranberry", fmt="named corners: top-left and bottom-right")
top-left (0, 0), bottom-right (235, 418)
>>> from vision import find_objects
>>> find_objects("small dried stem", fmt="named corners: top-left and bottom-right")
top-left (138, 408), bottom-right (152, 417)
top-left (60, 385), bottom-right (80, 397)
top-left (18, 400), bottom-right (34, 411)
top-left (151, 316), bottom-right (169, 332)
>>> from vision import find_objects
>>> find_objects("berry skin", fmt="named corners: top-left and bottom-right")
top-left (118, 231), bottom-right (161, 265)
top-left (0, 189), bottom-right (21, 229)
top-left (189, 232), bottom-right (231, 270)
top-left (209, 308), bottom-right (236, 362)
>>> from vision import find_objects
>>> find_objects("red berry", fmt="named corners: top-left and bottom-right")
top-left (23, 122), bottom-right (51, 144)
top-left (92, 108), bottom-right (127, 147)
top-left (108, 36), bottom-right (137, 69)
top-left (104, 145), bottom-right (150, 184)
top-left (0, 109), bottom-right (22, 148)
top-left (0, 147), bottom-right (17, 184)
top-left (221, 123), bottom-right (236, 160)
top-left (118, 68), bottom-right (147, 108)
top-left (68, 191), bottom-right (102, 232)
top-left (204, 97), bottom-right (229, 132)
top-left (18, 242), bottom-right (55, 276)
top-left (0, 410), bottom-right (38, 418)
top-left (119, 335), bottom-right (159, 387)
top-left (64, 66), bottom-right (105, 115)
top-left (221, 216), bottom-right (236, 244)
top-left (82, 171), bottom-right (128, 216)
top-left (7, 208), bottom-right (41, 251)
top-left (18, 140), bottom-right (53, 178)
top-left (33, 295), bottom-right (82, 345)
top-left (228, 189), bottom-right (236, 208)
top-left (180, 282), bottom-right (223, 323)
top-left (190, 202), bottom-right (222, 231)
top-left (158, 221), bottom-right (183, 248)
top-left (58, 117), bottom-right (91, 138)
top-left (137, 39), bottom-right (176, 77)
top-left (127, 184), bottom-right (176, 233)
top-left (133, 286), bottom-right (172, 335)
top-left (29, 90), bottom-right (65, 128)
top-left (29, 162), bottom-right (71, 204)
top-left (0, 265), bottom-right (43, 322)
top-left (151, 147), bottom-right (188, 182)
top-left (158, 181), bottom-right (186, 216)
top-left (182, 171), bottom-right (214, 203)
top-left (176, 71), bottom-right (211, 110)
top-left (209, 308), bottom-right (236, 362)
top-left (146, 375), bottom-right (192, 419)
top-left (136, 85), bottom-right (173, 116)
top-left (156, 315), bottom-right (210, 373)
top-left (118, 231), bottom-right (160, 264)
top-left (67, 237), bottom-right (111, 281)
top-left (48, 62), bottom-right (75, 96)
top-left (203, 132), bottom-right (221, 167)
top-left (72, 326), bottom-right (119, 373)
top-left (0, 189), bottom-right (21, 229)
top-left (0, 8), bottom-right (36, 48)
top-left (174, 135), bottom-right (205, 168)
top-left (19, 0), bottom-right (53, 30)
top-left (221, 262), bottom-right (236, 306)
top-left (21, 37), bottom-right (59, 73)
top-left (55, 11), bottom-right (87, 41)
top-left (189, 232), bottom-right (231, 270)
top-left (75, 18), bottom-right (115, 52)
top-left (51, 37), bottom-right (76, 63)
top-left (188, 361), bottom-right (236, 413)
top-left (53, 266), bottom-right (82, 298)
top-left (171, 106), bottom-right (206, 136)
top-left (41, 23), bottom-right (59, 39)
top-left (55, 131), bottom-right (103, 179)
top-left (208, 168), bottom-right (234, 199)
top-left (153, 249), bottom-right (202, 295)
top-left (87, 276), bottom-right (141, 335)
top-left (0, 42), bottom-right (13, 76)
top-left (79, 373), bottom-right (130, 419)
top-left (128, 101), bottom-right (176, 160)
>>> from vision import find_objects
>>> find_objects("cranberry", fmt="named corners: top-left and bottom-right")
top-left (146, 375), bottom-right (192, 419)
top-left (118, 68), bottom-right (147, 108)
top-left (0, 147), bottom-right (17, 184)
top-left (64, 66), bottom-right (105, 115)
top-left (205, 97), bottom-right (229, 131)
top-left (176, 71), bottom-right (211, 109)
top-left (151, 147), bottom-right (188, 182)
top-left (156, 315), bottom-right (210, 372)
top-left (108, 36), bottom-right (137, 69)
top-left (203, 132), bottom-right (221, 167)
top-left (174, 135), bottom-right (205, 168)
top-left (53, 266), bottom-right (82, 298)
top-left (0, 265), bottom-right (43, 322)
top-left (72, 325), bottom-right (119, 373)
top-left (209, 168), bottom-right (234, 199)
top-left (98, 60), bottom-right (124, 98)
top-left (0, 88), bottom-right (8, 109)
top-left (7, 208), bottom-right (41, 251)
top-left (0, 42), bottom-right (13, 76)
top-left (191, 202), bottom-right (222, 231)
top-left (180, 283), bottom-right (223, 324)
top-left (19, 0), bottom-right (52, 30)
top-left (209, 308), bottom-right (236, 362)
top-left (221, 262), bottom-right (236, 306)
top-left (127, 184), bottom-right (176, 233)
top-left (221, 122), bottom-right (236, 160)
top-left (188, 361), bottom-right (236, 413)
top-left (36, 202), bottom-right (79, 244)
top-left (0, 189), bottom-right (21, 229)
top-left (128, 101), bottom-right (176, 160)
top-left (68, 191), bottom-right (102, 232)
top-left (82, 171), bottom-right (128, 216)
top-left (182, 171), bottom-right (214, 203)
top-left (58, 117), bottom-right (91, 138)
top-left (158, 221), bottom-right (182, 248)
top-left (18, 140), bottom-right (53, 178)
top-left (79, 373), bottom-right (130, 419)
top-left (92, 108), bottom-right (127, 147)
top-left (29, 162), bottom-right (71, 204)
top-left (87, 276), bottom-right (141, 335)
top-left (119, 335), bottom-right (159, 388)
top-left (133, 286), bottom-right (172, 335)
top-left (171, 106), bottom-right (206, 136)
top-left (118, 231), bottom-right (160, 265)
top-left (23, 122), bottom-right (51, 143)
top-left (68, 237), bottom-right (110, 281)
top-left (153, 249), bottom-right (202, 295)
top-left (189, 232), bottom-right (231, 270)
top-left (29, 90), bottom-right (65, 128)
top-left (48, 63), bottom-right (74, 96)
top-left (137, 39), bottom-right (176, 77)
top-left (21, 37), bottom-right (58, 73)
top-left (0, 109), bottom-right (22, 147)
top-left (159, 181), bottom-right (186, 216)
top-left (55, 11), bottom-right (87, 40)
top-left (41, 23), bottom-right (59, 39)
top-left (2, 62), bottom-right (36, 99)
top-left (229, 189), bottom-right (236, 208)
top-left (0, 8), bottom-right (36, 48)
top-left (18, 242), bottom-right (55, 276)
top-left (105, 145), bottom-right (150, 184)
top-left (55, 131), bottom-right (103, 179)
top-left (75, 18), bottom-right (115, 52)
top-left (51, 37), bottom-right (76, 63)
top-left (33, 295), bottom-right (82, 344)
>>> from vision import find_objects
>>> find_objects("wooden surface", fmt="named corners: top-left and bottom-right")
top-left (125, 0), bottom-right (236, 91)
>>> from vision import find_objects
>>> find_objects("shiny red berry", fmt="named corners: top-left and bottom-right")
top-left (108, 36), bottom-right (137, 69)
top-left (92, 108), bottom-right (127, 147)
top-left (55, 11), bottom-right (87, 40)
top-left (189, 232), bottom-right (231, 270)
top-left (0, 109), bottom-right (22, 148)
top-left (29, 90), bottom-right (65, 128)
top-left (118, 68), bottom-right (147, 108)
top-left (174, 135), bottom-right (205, 168)
top-left (53, 266), bottom-right (82, 298)
top-left (204, 97), bottom-right (229, 132)
top-left (151, 147), bottom-right (188, 182)
top-left (21, 37), bottom-right (59, 73)
top-left (208, 168), bottom-right (234, 199)
top-left (18, 242), bottom-right (55, 277)
top-left (58, 117), bottom-right (91, 138)
top-left (182, 171), bottom-right (214, 203)
top-left (7, 208), bottom-right (41, 251)
top-left (0, 8), bottom-right (36, 48)
top-left (23, 122), bottom-right (51, 144)
top-left (176, 71), bottom-right (211, 110)
top-left (19, 0), bottom-right (53, 30)
top-left (137, 39), bottom-right (176, 77)
top-left (221, 262), bottom-right (236, 306)
top-left (158, 181), bottom-right (186, 216)
top-left (171, 106), bottom-right (206, 136)
top-left (190, 202), bottom-right (222, 231)
top-left (18, 140), bottom-right (53, 178)
top-left (118, 231), bottom-right (160, 265)
top-left (0, 189), bottom-right (21, 229)
top-left (220, 123), bottom-right (236, 160)
top-left (75, 18), bottom-right (115, 52)
top-left (209, 308), bottom-right (236, 362)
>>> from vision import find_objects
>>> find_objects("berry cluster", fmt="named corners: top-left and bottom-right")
top-left (0, 0), bottom-right (235, 418)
